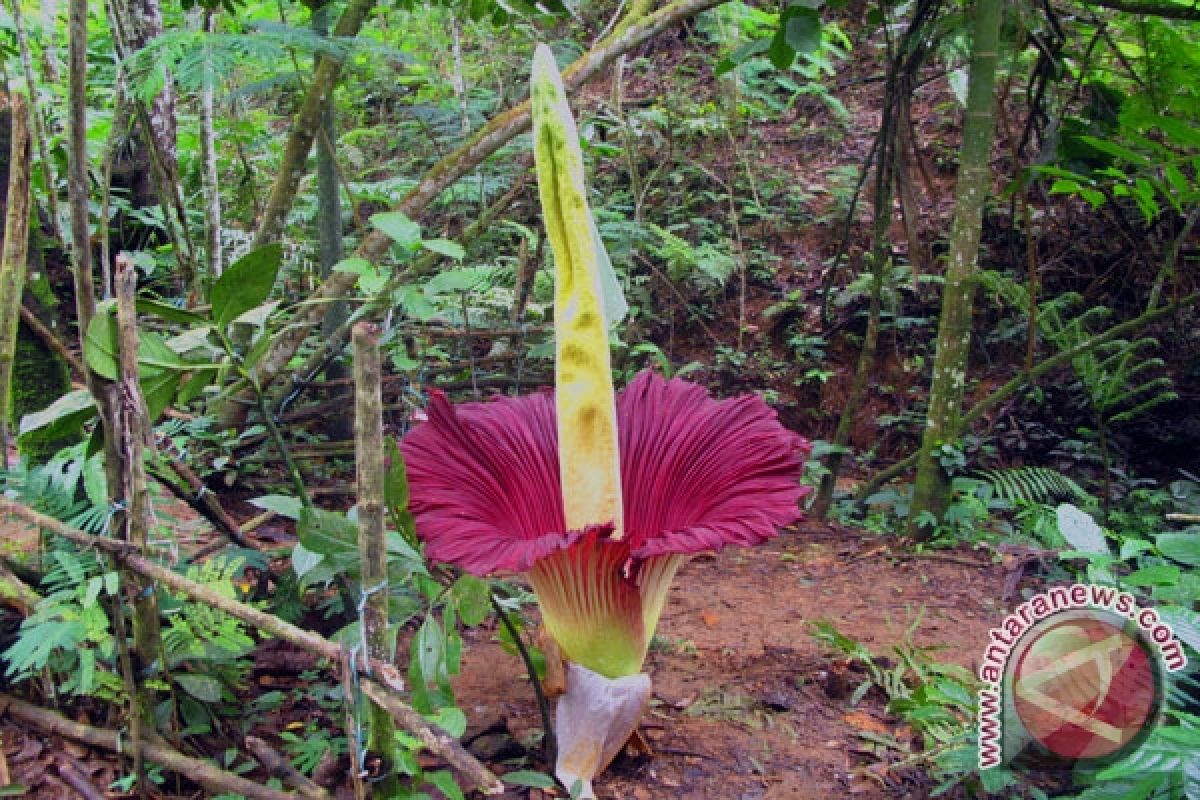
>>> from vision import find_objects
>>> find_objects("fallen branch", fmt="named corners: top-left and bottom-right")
top-left (0, 498), bottom-right (505, 796)
top-left (0, 561), bottom-right (40, 615)
top-left (0, 694), bottom-right (298, 800)
top-left (245, 736), bottom-right (332, 799)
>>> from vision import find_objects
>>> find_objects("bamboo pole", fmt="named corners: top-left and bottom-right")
top-left (0, 92), bottom-right (32, 458)
top-left (0, 497), bottom-right (505, 796)
top-left (0, 695), bottom-right (301, 800)
top-left (351, 322), bottom-right (399, 793)
top-left (115, 256), bottom-right (162, 792)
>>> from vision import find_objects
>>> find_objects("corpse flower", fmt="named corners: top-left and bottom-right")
top-left (401, 44), bottom-right (811, 797)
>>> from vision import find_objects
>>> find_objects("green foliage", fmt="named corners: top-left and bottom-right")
top-left (975, 466), bottom-right (1090, 505)
top-left (810, 617), bottom-right (1029, 798)
top-left (981, 271), bottom-right (1177, 428)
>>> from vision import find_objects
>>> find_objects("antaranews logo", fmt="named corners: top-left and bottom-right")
top-left (978, 583), bottom-right (1187, 770)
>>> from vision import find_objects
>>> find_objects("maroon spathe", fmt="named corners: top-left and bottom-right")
top-left (400, 370), bottom-right (812, 576)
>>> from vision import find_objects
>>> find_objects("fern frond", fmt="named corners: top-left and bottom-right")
top-left (976, 466), bottom-right (1091, 504)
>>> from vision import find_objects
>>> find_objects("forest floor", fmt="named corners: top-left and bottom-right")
top-left (2, 498), bottom-right (1038, 799)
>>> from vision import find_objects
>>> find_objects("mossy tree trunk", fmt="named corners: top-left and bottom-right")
top-left (907, 0), bottom-right (1003, 536)
top-left (0, 93), bottom-right (32, 461)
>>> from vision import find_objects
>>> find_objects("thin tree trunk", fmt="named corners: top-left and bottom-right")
top-left (811, 0), bottom-right (939, 517)
top-left (351, 323), bottom-right (399, 796)
top-left (107, 0), bottom-right (196, 293)
top-left (69, 6), bottom-right (158, 790)
top-left (8, 1), bottom-right (64, 244)
top-left (251, 0), bottom-right (378, 250)
top-left (313, 1), bottom-right (353, 439)
top-left (907, 0), bottom-right (1002, 536)
top-left (200, 10), bottom-right (223, 280)
top-left (41, 0), bottom-right (62, 83)
top-left (66, 0), bottom-right (96, 338)
top-left (0, 93), bottom-right (32, 460)
top-left (214, 0), bottom-right (729, 429)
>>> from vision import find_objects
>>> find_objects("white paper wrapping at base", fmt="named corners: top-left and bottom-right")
top-left (554, 662), bottom-right (651, 799)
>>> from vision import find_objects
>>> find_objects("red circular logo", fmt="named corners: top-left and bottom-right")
top-left (1011, 612), bottom-right (1161, 761)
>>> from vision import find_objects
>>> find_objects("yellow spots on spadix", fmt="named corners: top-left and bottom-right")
top-left (531, 44), bottom-right (624, 540)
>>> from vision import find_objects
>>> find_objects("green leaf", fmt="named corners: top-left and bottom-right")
top-left (1124, 564), bottom-right (1181, 587)
top-left (249, 494), bottom-right (304, 520)
top-left (1156, 533), bottom-right (1200, 567)
top-left (18, 389), bottom-right (96, 442)
top-left (136, 297), bottom-right (208, 326)
top-left (1056, 504), bottom-right (1111, 555)
top-left (768, 29), bottom-right (796, 70)
top-left (371, 211), bottom-right (421, 250)
top-left (782, 6), bottom-right (822, 56)
top-left (424, 266), bottom-right (494, 296)
top-left (501, 770), bottom-right (556, 789)
top-left (426, 706), bottom-right (468, 738)
top-left (83, 302), bottom-right (120, 380)
top-left (715, 38), bottom-right (770, 76)
top-left (175, 673), bottom-right (224, 703)
top-left (335, 257), bottom-right (388, 295)
top-left (451, 575), bottom-right (491, 627)
top-left (210, 243), bottom-right (283, 330)
top-left (384, 439), bottom-right (416, 538)
top-left (421, 239), bottom-right (466, 260)
top-left (296, 507), bottom-right (358, 556)
top-left (426, 771), bottom-right (465, 800)
top-left (291, 543), bottom-right (324, 578)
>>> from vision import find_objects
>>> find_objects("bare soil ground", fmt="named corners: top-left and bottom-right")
top-left (452, 524), bottom-right (1011, 800)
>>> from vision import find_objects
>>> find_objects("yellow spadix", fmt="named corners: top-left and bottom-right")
top-left (530, 43), bottom-right (627, 540)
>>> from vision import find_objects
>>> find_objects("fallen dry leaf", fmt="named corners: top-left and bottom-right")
top-left (842, 710), bottom-right (890, 734)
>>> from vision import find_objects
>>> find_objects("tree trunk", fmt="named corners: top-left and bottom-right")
top-left (811, 0), bottom-right (941, 517)
top-left (250, 0), bottom-right (378, 250)
top-left (0, 93), bottom-right (32, 460)
top-left (8, 1), bottom-right (64, 245)
top-left (314, 1), bottom-right (353, 440)
top-left (199, 10), bottom-right (222, 281)
top-left (212, 0), bottom-right (729, 430)
top-left (907, 0), bottom-right (1003, 536)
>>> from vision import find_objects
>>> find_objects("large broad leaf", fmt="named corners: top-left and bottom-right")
top-left (210, 243), bottom-right (283, 330)
top-left (1056, 504), bottom-right (1111, 555)
top-left (84, 302), bottom-right (190, 379)
top-left (136, 297), bottom-right (208, 327)
top-left (83, 302), bottom-right (121, 380)
top-left (782, 5), bottom-right (822, 56)
top-left (1156, 532), bottom-right (1200, 567)
top-left (370, 212), bottom-right (421, 251)
top-left (296, 506), bottom-right (358, 556)
top-left (175, 673), bottom-right (223, 703)
top-left (18, 389), bottom-right (96, 442)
